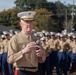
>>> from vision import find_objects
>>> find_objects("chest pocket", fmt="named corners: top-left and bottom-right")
top-left (17, 35), bottom-right (32, 51)
top-left (18, 43), bottom-right (26, 51)
top-left (18, 39), bottom-right (31, 51)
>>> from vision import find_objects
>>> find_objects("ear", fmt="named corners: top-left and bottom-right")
top-left (19, 21), bottom-right (23, 27)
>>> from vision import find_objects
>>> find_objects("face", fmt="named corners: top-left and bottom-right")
top-left (60, 37), bottom-right (65, 41)
top-left (6, 34), bottom-right (10, 40)
top-left (51, 35), bottom-right (55, 39)
top-left (20, 20), bottom-right (33, 34)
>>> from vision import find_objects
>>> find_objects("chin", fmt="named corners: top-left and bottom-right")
top-left (26, 28), bottom-right (32, 33)
top-left (27, 29), bottom-right (32, 31)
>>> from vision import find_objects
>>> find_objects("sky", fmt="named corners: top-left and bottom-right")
top-left (0, 0), bottom-right (76, 11)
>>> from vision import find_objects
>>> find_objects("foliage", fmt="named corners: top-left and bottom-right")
top-left (14, 0), bottom-right (47, 11)
top-left (0, 0), bottom-right (76, 32)
top-left (34, 8), bottom-right (52, 31)
top-left (0, 8), bottom-right (20, 29)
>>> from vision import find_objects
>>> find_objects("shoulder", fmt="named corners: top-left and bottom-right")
top-left (9, 32), bottom-right (21, 43)
top-left (11, 32), bottom-right (21, 40)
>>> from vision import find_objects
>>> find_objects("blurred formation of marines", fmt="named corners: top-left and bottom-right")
top-left (38, 36), bottom-right (52, 75)
top-left (0, 32), bottom-right (13, 75)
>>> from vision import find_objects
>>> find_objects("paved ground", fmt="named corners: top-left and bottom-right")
top-left (52, 72), bottom-right (76, 75)
top-left (53, 67), bottom-right (76, 75)
top-left (44, 68), bottom-right (76, 75)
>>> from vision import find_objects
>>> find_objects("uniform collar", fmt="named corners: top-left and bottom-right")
top-left (21, 30), bottom-right (31, 39)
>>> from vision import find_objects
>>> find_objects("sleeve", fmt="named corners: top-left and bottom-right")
top-left (55, 41), bottom-right (61, 50)
top-left (7, 36), bottom-right (23, 64)
top-left (38, 43), bottom-right (46, 63)
top-left (66, 42), bottom-right (71, 50)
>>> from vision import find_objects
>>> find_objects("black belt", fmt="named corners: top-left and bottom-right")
top-left (18, 70), bottom-right (39, 75)
top-left (15, 67), bottom-right (38, 71)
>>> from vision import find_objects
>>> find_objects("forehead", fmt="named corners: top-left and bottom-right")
top-left (20, 20), bottom-right (34, 23)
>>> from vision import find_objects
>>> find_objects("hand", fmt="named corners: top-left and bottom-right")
top-left (36, 49), bottom-right (43, 57)
top-left (21, 42), bottom-right (36, 54)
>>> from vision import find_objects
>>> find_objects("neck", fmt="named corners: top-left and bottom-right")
top-left (22, 30), bottom-right (31, 35)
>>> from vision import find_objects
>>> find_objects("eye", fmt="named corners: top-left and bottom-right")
top-left (25, 20), bottom-right (33, 23)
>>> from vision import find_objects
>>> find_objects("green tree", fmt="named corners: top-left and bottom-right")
top-left (14, 0), bottom-right (47, 11)
top-left (14, 0), bottom-right (27, 11)
top-left (34, 8), bottom-right (52, 31)
top-left (0, 8), bottom-right (20, 29)
top-left (55, 1), bottom-right (66, 17)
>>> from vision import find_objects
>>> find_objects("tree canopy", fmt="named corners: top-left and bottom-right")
top-left (0, 0), bottom-right (76, 32)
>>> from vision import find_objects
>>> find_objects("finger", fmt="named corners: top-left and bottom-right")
top-left (36, 49), bottom-right (41, 53)
top-left (30, 42), bottom-right (36, 44)
top-left (27, 43), bottom-right (36, 48)
top-left (36, 45), bottom-right (40, 48)
top-left (29, 45), bottom-right (37, 49)
top-left (28, 42), bottom-right (36, 46)
top-left (36, 53), bottom-right (40, 56)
